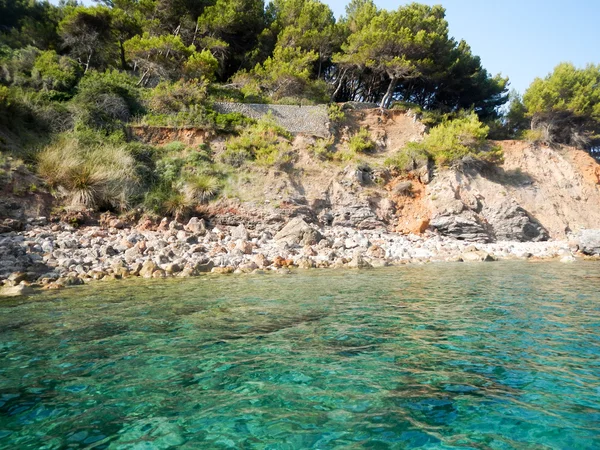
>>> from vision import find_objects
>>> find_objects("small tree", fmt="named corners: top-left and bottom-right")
top-left (59, 6), bottom-right (116, 73)
top-left (522, 63), bottom-right (600, 147)
top-left (407, 112), bottom-right (502, 168)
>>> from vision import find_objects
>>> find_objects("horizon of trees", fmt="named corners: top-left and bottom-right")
top-left (1, 0), bottom-right (509, 117)
top-left (1, 0), bottom-right (598, 149)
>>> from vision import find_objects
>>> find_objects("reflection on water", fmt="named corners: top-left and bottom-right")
top-left (0, 262), bottom-right (599, 449)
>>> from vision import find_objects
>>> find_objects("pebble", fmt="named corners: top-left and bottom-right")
top-left (0, 217), bottom-right (583, 296)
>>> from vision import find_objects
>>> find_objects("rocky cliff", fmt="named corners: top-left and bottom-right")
top-left (196, 109), bottom-right (600, 243)
top-left (2, 108), bottom-right (600, 245)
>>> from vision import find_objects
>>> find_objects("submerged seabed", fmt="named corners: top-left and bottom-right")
top-left (1, 262), bottom-right (599, 449)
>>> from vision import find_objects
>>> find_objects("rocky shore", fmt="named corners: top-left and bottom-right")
top-left (2, 215), bottom-right (599, 298)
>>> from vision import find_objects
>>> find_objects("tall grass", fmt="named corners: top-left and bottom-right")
top-left (37, 136), bottom-right (139, 210)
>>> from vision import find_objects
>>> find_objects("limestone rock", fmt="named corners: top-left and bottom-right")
top-left (578, 229), bottom-right (600, 255)
top-left (140, 260), bottom-right (158, 278)
top-left (0, 283), bottom-right (35, 297)
top-left (486, 202), bottom-right (548, 242)
top-left (430, 212), bottom-right (491, 243)
top-left (461, 250), bottom-right (496, 262)
top-left (185, 217), bottom-right (207, 235)
top-left (231, 224), bottom-right (249, 241)
top-left (274, 218), bottom-right (322, 246)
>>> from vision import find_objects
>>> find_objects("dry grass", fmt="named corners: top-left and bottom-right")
top-left (37, 137), bottom-right (138, 210)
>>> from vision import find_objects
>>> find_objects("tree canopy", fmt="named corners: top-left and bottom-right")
top-left (521, 63), bottom-right (600, 147)
top-left (0, 0), bottom-right (511, 117)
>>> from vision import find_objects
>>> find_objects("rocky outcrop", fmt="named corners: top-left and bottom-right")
top-left (578, 229), bottom-right (600, 255)
top-left (428, 170), bottom-right (549, 243)
top-left (274, 218), bottom-right (322, 246)
top-left (430, 213), bottom-right (491, 242)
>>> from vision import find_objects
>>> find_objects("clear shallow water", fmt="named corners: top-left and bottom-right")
top-left (1, 262), bottom-right (600, 449)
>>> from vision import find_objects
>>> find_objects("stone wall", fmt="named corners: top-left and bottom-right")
top-left (213, 102), bottom-right (330, 137)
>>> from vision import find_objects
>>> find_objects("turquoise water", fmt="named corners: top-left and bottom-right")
top-left (1, 262), bottom-right (600, 449)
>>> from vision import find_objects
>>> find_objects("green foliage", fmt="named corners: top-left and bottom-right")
top-left (308, 137), bottom-right (334, 161)
top-left (59, 6), bottom-right (116, 73)
top-left (522, 63), bottom-right (600, 147)
top-left (124, 33), bottom-right (196, 83)
top-left (348, 128), bottom-right (375, 153)
top-left (196, 0), bottom-right (266, 79)
top-left (147, 79), bottom-right (207, 114)
top-left (384, 146), bottom-right (429, 173)
top-left (327, 103), bottom-right (345, 123)
top-left (222, 115), bottom-right (293, 168)
top-left (71, 69), bottom-right (142, 131)
top-left (142, 141), bottom-right (226, 216)
top-left (333, 3), bottom-right (507, 116)
top-left (182, 173), bottom-right (221, 202)
top-left (238, 45), bottom-right (329, 103)
top-left (37, 133), bottom-right (139, 210)
top-left (183, 50), bottom-right (219, 81)
top-left (503, 90), bottom-right (529, 138)
top-left (144, 186), bottom-right (191, 217)
top-left (32, 50), bottom-right (81, 93)
top-left (523, 63), bottom-right (600, 119)
top-left (407, 113), bottom-right (502, 167)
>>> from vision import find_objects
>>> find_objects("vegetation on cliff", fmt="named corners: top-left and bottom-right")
top-left (0, 0), bottom-right (598, 218)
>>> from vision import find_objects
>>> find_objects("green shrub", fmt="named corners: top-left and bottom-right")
top-left (144, 185), bottom-right (191, 217)
top-left (522, 128), bottom-right (544, 145)
top-left (348, 128), bottom-right (375, 154)
top-left (222, 116), bottom-right (292, 168)
top-left (328, 104), bottom-right (345, 123)
top-left (147, 79), bottom-right (207, 115)
top-left (71, 70), bottom-right (143, 131)
top-left (406, 113), bottom-right (503, 167)
top-left (37, 134), bottom-right (139, 210)
top-left (309, 137), bottom-right (334, 161)
top-left (32, 50), bottom-right (81, 93)
top-left (384, 146), bottom-right (429, 173)
top-left (182, 174), bottom-right (220, 202)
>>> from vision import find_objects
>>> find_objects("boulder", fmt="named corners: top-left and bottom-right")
top-left (231, 224), bottom-right (249, 241)
top-left (486, 202), bottom-right (549, 242)
top-left (140, 260), bottom-right (158, 278)
top-left (274, 218), bottom-right (322, 246)
top-left (579, 229), bottom-right (600, 255)
top-left (185, 217), bottom-right (207, 235)
top-left (430, 212), bottom-right (491, 243)
top-left (0, 283), bottom-right (35, 297)
top-left (461, 250), bottom-right (496, 262)
top-left (347, 253), bottom-right (372, 269)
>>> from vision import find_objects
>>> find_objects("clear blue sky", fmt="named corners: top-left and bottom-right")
top-left (60, 0), bottom-right (600, 94)
top-left (328, 0), bottom-right (600, 94)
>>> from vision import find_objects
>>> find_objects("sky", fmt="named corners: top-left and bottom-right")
top-left (59, 0), bottom-right (599, 94)
top-left (328, 0), bottom-right (600, 94)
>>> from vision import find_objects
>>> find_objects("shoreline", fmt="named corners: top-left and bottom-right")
top-left (0, 216), bottom-right (595, 297)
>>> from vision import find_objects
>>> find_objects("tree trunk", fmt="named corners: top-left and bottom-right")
top-left (380, 76), bottom-right (397, 109)
top-left (119, 40), bottom-right (127, 70)
top-left (331, 68), bottom-right (347, 101)
top-left (83, 50), bottom-right (93, 74)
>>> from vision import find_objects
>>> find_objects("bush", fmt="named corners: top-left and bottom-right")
top-left (142, 142), bottom-right (225, 216)
top-left (182, 174), bottom-right (220, 202)
top-left (384, 146), bottom-right (429, 173)
top-left (147, 79), bottom-right (207, 115)
top-left (144, 185), bottom-right (191, 217)
top-left (348, 128), bottom-right (375, 154)
top-left (406, 113), bottom-right (503, 168)
top-left (71, 70), bottom-right (143, 131)
top-left (37, 134), bottom-right (139, 210)
top-left (309, 137), bottom-right (334, 161)
top-left (328, 103), bottom-right (345, 123)
top-left (222, 116), bottom-right (293, 168)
